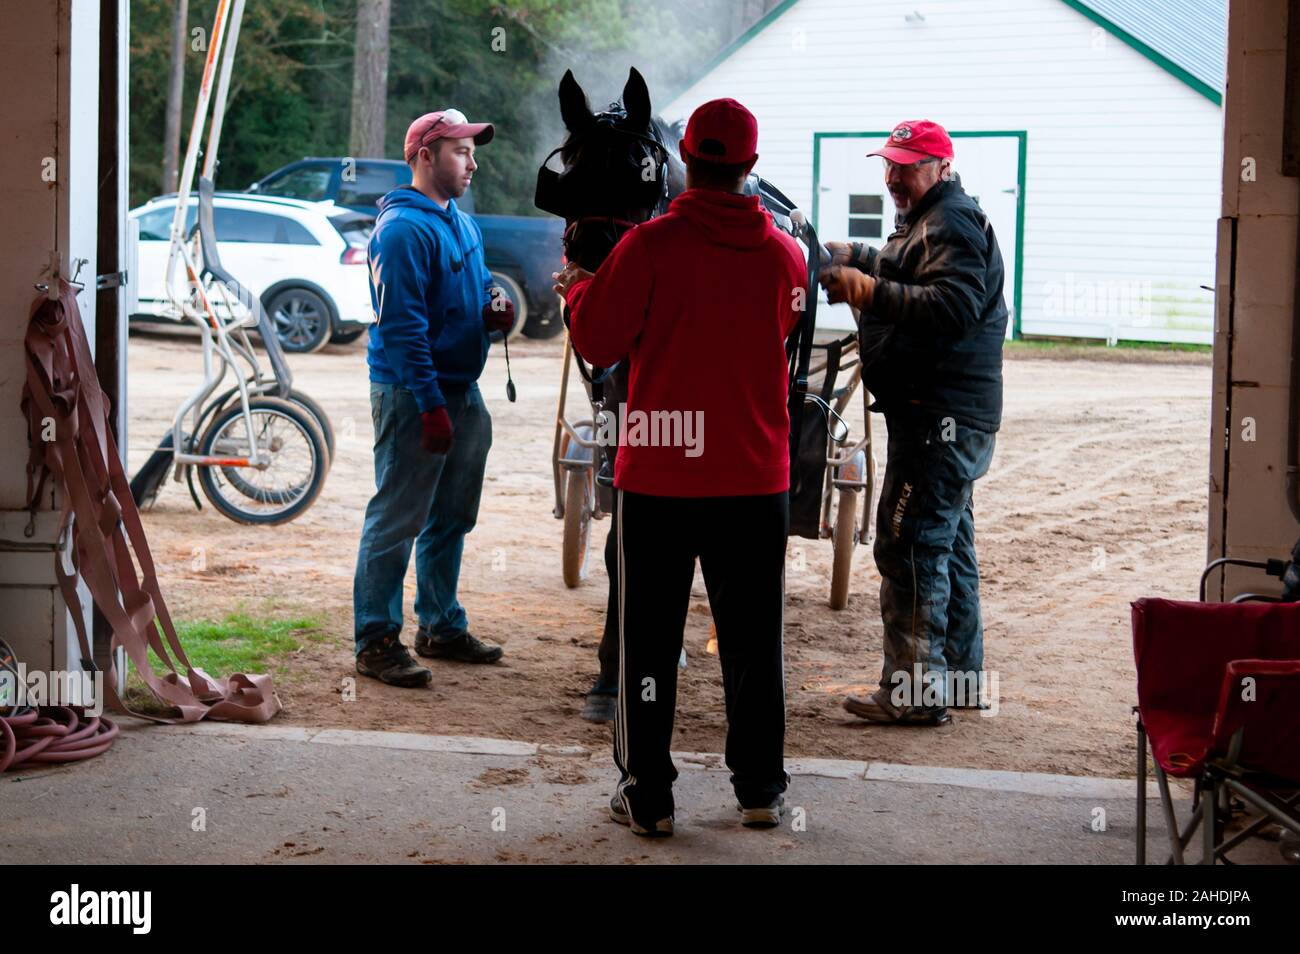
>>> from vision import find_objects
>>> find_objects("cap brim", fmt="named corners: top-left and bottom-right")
top-left (444, 122), bottom-right (494, 145)
top-left (867, 144), bottom-right (932, 163)
top-left (682, 142), bottom-right (757, 165)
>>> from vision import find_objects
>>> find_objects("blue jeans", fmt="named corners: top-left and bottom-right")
top-left (353, 382), bottom-right (492, 654)
top-left (873, 410), bottom-right (996, 705)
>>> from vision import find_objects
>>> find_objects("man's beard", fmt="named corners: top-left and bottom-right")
top-left (440, 172), bottom-right (469, 198)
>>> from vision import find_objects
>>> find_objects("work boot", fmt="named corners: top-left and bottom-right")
top-left (843, 687), bottom-right (951, 726)
top-left (356, 635), bottom-right (432, 688)
top-left (582, 675), bottom-right (618, 723)
top-left (415, 627), bottom-right (503, 664)
top-left (582, 689), bottom-right (617, 723)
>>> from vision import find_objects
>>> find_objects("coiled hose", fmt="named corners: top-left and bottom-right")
top-left (0, 637), bottom-right (118, 773)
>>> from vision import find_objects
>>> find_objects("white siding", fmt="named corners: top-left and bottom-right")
top-left (662, 0), bottom-right (1224, 343)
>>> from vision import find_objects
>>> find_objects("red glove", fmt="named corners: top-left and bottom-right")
top-left (483, 293), bottom-right (515, 335)
top-left (420, 407), bottom-right (454, 455)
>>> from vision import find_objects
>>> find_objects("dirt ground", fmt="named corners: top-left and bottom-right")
top-left (125, 328), bottom-right (1212, 779)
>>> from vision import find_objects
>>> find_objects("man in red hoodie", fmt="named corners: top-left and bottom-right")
top-left (553, 98), bottom-right (805, 836)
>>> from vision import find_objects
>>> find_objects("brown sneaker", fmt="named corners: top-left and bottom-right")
top-left (356, 635), bottom-right (432, 688)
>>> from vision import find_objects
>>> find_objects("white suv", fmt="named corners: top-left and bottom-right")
top-left (129, 193), bottom-right (374, 352)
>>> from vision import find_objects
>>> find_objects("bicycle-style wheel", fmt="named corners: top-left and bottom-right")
top-left (562, 466), bottom-right (594, 588)
top-left (281, 388), bottom-right (335, 467)
top-left (204, 384), bottom-right (336, 467)
top-left (828, 487), bottom-right (858, 611)
top-left (196, 396), bottom-right (328, 525)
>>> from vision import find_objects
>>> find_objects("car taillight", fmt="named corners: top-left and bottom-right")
top-left (341, 246), bottom-right (367, 265)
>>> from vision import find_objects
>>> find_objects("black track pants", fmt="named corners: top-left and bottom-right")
top-left (595, 488), bottom-right (620, 693)
top-left (613, 489), bottom-right (790, 823)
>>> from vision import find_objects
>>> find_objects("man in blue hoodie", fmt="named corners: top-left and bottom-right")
top-left (353, 108), bottom-right (513, 688)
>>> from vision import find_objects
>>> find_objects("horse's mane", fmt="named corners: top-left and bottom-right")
top-left (652, 116), bottom-right (684, 149)
top-left (651, 116), bottom-right (687, 202)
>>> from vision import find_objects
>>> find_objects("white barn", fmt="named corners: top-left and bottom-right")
top-left (661, 0), bottom-right (1226, 342)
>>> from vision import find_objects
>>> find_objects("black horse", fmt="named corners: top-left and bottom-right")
top-left (535, 67), bottom-right (819, 721)
top-left (535, 67), bottom-right (687, 482)
top-left (536, 67), bottom-right (686, 272)
top-left (534, 67), bottom-right (683, 720)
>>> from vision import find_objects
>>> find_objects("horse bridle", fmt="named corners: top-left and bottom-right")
top-left (538, 114), bottom-right (672, 253)
top-left (543, 115), bottom-right (672, 391)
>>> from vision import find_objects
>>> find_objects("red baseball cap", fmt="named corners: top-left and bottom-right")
top-left (868, 120), bottom-right (954, 163)
top-left (682, 98), bottom-right (758, 164)
top-left (404, 108), bottom-right (494, 163)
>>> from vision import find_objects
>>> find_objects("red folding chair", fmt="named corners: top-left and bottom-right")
top-left (1133, 597), bottom-right (1300, 864)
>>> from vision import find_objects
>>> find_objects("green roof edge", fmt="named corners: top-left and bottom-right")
top-left (1057, 0), bottom-right (1222, 106)
top-left (659, 0), bottom-right (803, 110)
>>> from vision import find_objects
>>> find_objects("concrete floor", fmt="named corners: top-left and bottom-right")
top-left (0, 719), bottom-right (1279, 864)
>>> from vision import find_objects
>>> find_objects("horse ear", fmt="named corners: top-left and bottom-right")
top-left (559, 69), bottom-right (593, 133)
top-left (622, 67), bottom-right (652, 128)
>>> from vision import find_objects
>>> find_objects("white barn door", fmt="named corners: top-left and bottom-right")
top-left (815, 132), bottom-right (1022, 336)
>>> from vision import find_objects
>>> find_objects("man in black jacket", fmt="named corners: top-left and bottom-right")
top-left (821, 119), bottom-right (1006, 726)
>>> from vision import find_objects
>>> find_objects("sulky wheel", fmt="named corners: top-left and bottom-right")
top-left (562, 466), bottom-right (594, 588)
top-left (829, 487), bottom-right (859, 611)
top-left (196, 396), bottom-right (329, 525)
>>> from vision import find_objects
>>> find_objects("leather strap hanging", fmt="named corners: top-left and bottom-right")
top-left (786, 220), bottom-right (820, 494)
top-left (19, 281), bottom-right (279, 724)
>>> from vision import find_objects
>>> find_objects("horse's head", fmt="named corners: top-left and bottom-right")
top-left (535, 67), bottom-right (686, 270)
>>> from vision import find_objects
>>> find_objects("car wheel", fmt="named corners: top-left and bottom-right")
top-left (524, 299), bottom-right (566, 340)
top-left (266, 287), bottom-right (332, 354)
top-left (488, 270), bottom-right (527, 341)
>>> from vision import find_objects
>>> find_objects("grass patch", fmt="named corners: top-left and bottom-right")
top-left (123, 611), bottom-right (325, 714)
top-left (1007, 337), bottom-right (1210, 354)
top-left (1005, 337), bottom-right (1211, 364)
top-left (163, 612), bottom-right (326, 675)
top-left (1110, 340), bottom-right (1211, 354)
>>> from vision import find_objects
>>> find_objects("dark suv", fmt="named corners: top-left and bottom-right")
top-left (248, 158), bottom-right (565, 339)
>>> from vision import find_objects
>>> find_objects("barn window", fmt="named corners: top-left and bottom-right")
top-left (848, 194), bottom-right (884, 238)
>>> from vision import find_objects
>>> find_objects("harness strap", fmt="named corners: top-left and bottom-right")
top-left (562, 215), bottom-right (644, 400)
top-left (20, 282), bottom-right (280, 724)
top-left (787, 221), bottom-right (820, 492)
top-left (562, 216), bottom-right (642, 243)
